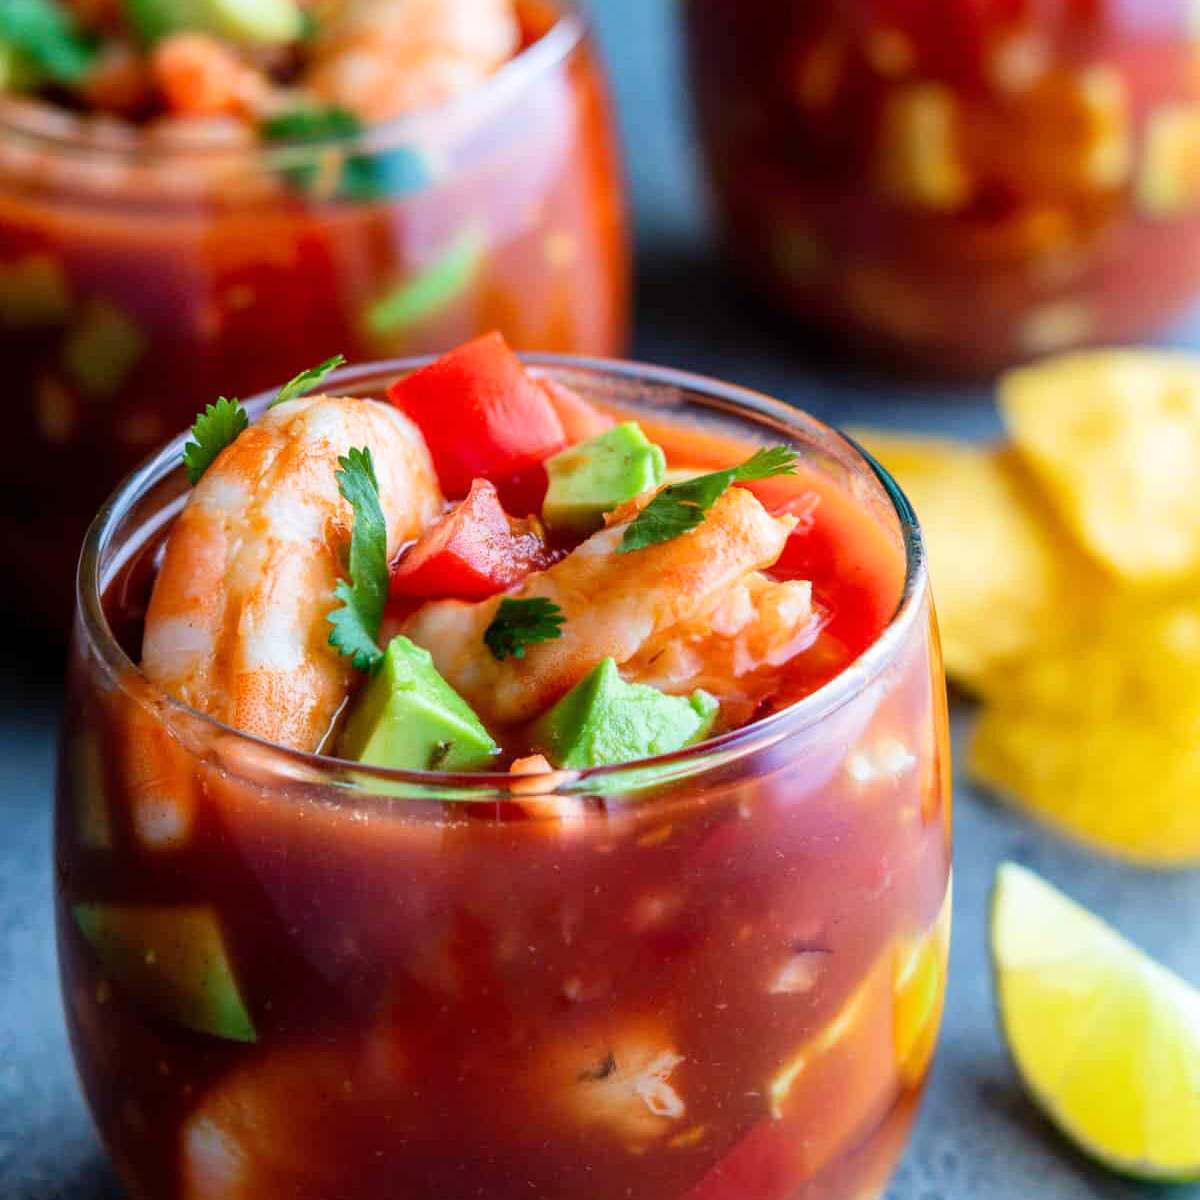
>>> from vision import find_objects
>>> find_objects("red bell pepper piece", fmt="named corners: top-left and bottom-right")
top-left (539, 378), bottom-right (614, 443)
top-left (389, 479), bottom-right (551, 601)
top-left (387, 332), bottom-right (566, 504)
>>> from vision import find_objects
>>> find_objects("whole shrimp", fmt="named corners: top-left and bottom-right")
top-left (306, 0), bottom-right (521, 122)
top-left (403, 486), bottom-right (798, 728)
top-left (142, 395), bottom-right (442, 752)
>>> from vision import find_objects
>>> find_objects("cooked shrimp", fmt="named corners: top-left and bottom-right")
top-left (403, 486), bottom-right (796, 728)
top-left (142, 395), bottom-right (442, 752)
top-left (306, 0), bottom-right (520, 122)
top-left (530, 1019), bottom-right (687, 1148)
top-left (181, 1044), bottom-right (399, 1200)
top-left (151, 33), bottom-right (268, 118)
top-left (623, 574), bottom-right (820, 725)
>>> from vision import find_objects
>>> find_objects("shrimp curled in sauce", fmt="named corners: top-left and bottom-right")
top-left (308, 0), bottom-right (521, 122)
top-left (142, 395), bottom-right (443, 752)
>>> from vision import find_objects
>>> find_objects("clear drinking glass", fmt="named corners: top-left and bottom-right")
top-left (2, 0), bottom-right (629, 625)
top-left (56, 357), bottom-right (951, 1200)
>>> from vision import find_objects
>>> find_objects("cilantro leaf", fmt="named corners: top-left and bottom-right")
top-left (0, 0), bottom-right (95, 84)
top-left (270, 354), bottom-right (346, 408)
top-left (619, 445), bottom-right (798, 554)
top-left (260, 105), bottom-right (430, 202)
top-left (261, 105), bottom-right (361, 143)
top-left (327, 447), bottom-right (389, 672)
top-left (182, 397), bottom-right (248, 486)
top-left (484, 598), bottom-right (566, 661)
top-left (730, 445), bottom-right (800, 482)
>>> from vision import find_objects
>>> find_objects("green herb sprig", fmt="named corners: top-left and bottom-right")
top-left (619, 445), bottom-right (798, 554)
top-left (261, 106), bottom-right (429, 202)
top-left (484, 597), bottom-right (566, 662)
top-left (262, 104), bottom-right (360, 144)
top-left (327, 447), bottom-right (388, 672)
top-left (0, 0), bottom-right (95, 84)
top-left (182, 397), bottom-right (248, 486)
top-left (270, 354), bottom-right (346, 408)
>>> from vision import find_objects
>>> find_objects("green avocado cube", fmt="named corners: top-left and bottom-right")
top-left (542, 422), bottom-right (666, 537)
top-left (0, 253), bottom-right (70, 330)
top-left (62, 298), bottom-right (146, 399)
top-left (0, 41), bottom-right (43, 93)
top-left (73, 904), bottom-right (256, 1042)
top-left (533, 658), bottom-right (718, 769)
top-left (364, 230), bottom-right (484, 340)
top-left (339, 636), bottom-right (499, 772)
top-left (201, 0), bottom-right (301, 42)
top-left (124, 0), bottom-right (302, 46)
top-left (68, 731), bottom-right (112, 851)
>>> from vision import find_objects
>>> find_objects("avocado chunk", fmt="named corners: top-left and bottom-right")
top-left (62, 298), bottom-right (146, 400)
top-left (124, 0), bottom-right (302, 46)
top-left (533, 658), bottom-right (718, 769)
top-left (0, 41), bottom-right (43, 93)
top-left (542, 422), bottom-right (666, 537)
top-left (365, 230), bottom-right (484, 340)
top-left (73, 904), bottom-right (256, 1042)
top-left (339, 636), bottom-right (499, 772)
top-left (0, 253), bottom-right (70, 330)
top-left (68, 731), bottom-right (112, 851)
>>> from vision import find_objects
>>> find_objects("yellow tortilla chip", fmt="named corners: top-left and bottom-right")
top-left (852, 429), bottom-right (1101, 692)
top-left (970, 591), bottom-right (1200, 866)
top-left (1001, 350), bottom-right (1200, 583)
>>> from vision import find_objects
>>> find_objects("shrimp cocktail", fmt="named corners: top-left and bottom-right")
top-left (0, 0), bottom-right (627, 624)
top-left (685, 0), bottom-right (1200, 372)
top-left (57, 337), bottom-right (951, 1200)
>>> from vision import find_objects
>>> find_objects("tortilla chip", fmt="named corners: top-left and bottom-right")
top-left (852, 429), bottom-right (1101, 692)
top-left (1001, 350), bottom-right (1200, 583)
top-left (970, 591), bottom-right (1200, 865)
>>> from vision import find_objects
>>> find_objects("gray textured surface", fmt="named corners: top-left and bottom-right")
top-left (2, 1), bottom-right (1200, 1197)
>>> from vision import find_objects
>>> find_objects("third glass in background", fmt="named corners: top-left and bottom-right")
top-left (684, 0), bottom-right (1200, 373)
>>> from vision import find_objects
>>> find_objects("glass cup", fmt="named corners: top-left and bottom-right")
top-left (56, 357), bottom-right (951, 1200)
top-left (684, 0), bottom-right (1200, 373)
top-left (2, 0), bottom-right (629, 628)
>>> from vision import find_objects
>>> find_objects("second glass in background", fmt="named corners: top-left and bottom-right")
top-left (685, 0), bottom-right (1200, 373)
top-left (0, 0), bottom-right (628, 626)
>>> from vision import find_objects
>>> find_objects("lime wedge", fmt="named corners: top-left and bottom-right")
top-left (991, 863), bottom-right (1200, 1181)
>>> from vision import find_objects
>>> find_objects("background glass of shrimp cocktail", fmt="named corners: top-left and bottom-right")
top-left (1, 0), bottom-right (628, 627)
top-left (684, 0), bottom-right (1200, 373)
top-left (57, 358), bottom-right (951, 1200)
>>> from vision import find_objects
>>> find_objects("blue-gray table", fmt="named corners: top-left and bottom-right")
top-left (2, 2), bottom-right (1199, 1196)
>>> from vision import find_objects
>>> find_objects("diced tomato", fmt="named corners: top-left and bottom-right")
top-left (387, 333), bottom-right (566, 505)
top-left (497, 462), bottom-right (552, 520)
top-left (746, 473), bottom-right (905, 661)
top-left (770, 479), bottom-right (905, 659)
top-left (539, 378), bottom-right (615, 443)
top-left (389, 479), bottom-right (551, 601)
top-left (683, 1120), bottom-right (798, 1200)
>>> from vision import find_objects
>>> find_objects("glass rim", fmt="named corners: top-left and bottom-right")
top-left (0, 2), bottom-right (586, 164)
top-left (76, 353), bottom-right (930, 802)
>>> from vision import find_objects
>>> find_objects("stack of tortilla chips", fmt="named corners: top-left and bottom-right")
top-left (858, 350), bottom-right (1200, 866)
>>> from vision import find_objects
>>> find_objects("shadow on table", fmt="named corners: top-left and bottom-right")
top-left (630, 245), bottom-right (998, 425)
top-left (0, 595), bottom-right (69, 698)
top-left (16, 1156), bottom-right (123, 1200)
top-left (974, 1073), bottom-right (1175, 1199)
